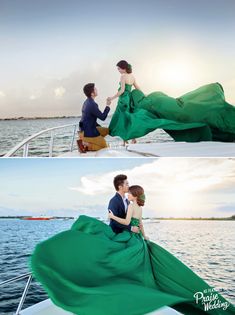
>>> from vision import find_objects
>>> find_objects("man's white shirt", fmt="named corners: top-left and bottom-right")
top-left (122, 196), bottom-right (128, 213)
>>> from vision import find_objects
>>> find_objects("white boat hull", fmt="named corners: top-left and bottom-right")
top-left (20, 299), bottom-right (182, 315)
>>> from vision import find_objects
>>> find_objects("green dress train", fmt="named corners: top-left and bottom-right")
top-left (109, 83), bottom-right (235, 142)
top-left (30, 215), bottom-right (235, 315)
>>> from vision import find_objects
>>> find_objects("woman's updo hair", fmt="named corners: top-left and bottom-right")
top-left (129, 185), bottom-right (145, 206)
top-left (116, 60), bottom-right (132, 73)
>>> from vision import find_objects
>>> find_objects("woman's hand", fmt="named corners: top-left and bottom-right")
top-left (106, 98), bottom-right (111, 106)
top-left (108, 210), bottom-right (114, 219)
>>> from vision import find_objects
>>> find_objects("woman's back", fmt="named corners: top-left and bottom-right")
top-left (122, 73), bottom-right (135, 86)
top-left (130, 203), bottom-right (142, 220)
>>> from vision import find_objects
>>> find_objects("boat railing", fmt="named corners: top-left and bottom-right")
top-left (4, 123), bottom-right (79, 157)
top-left (0, 272), bottom-right (33, 314)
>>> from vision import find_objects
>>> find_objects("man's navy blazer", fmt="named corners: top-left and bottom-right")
top-left (79, 97), bottom-right (110, 137)
top-left (108, 192), bottom-right (131, 234)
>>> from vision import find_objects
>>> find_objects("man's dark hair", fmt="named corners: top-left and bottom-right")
top-left (83, 83), bottom-right (95, 98)
top-left (113, 174), bottom-right (127, 191)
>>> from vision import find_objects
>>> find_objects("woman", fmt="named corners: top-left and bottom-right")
top-left (30, 188), bottom-right (234, 315)
top-left (108, 60), bottom-right (235, 143)
top-left (108, 60), bottom-right (141, 145)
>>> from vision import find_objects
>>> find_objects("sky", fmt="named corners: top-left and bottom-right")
top-left (0, 157), bottom-right (235, 218)
top-left (0, 0), bottom-right (235, 118)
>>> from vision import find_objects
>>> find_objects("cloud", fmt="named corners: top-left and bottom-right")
top-left (0, 91), bottom-right (6, 98)
top-left (29, 94), bottom-right (39, 100)
top-left (69, 158), bottom-right (235, 217)
top-left (0, 57), bottom-right (121, 118)
top-left (8, 193), bottom-right (19, 197)
top-left (1, 159), bottom-right (234, 218)
top-left (224, 78), bottom-right (235, 103)
top-left (212, 202), bottom-right (235, 214)
top-left (0, 206), bottom-right (28, 216)
top-left (54, 86), bottom-right (66, 99)
top-left (70, 158), bottom-right (235, 195)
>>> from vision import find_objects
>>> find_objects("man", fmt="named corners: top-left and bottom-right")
top-left (108, 174), bottom-right (139, 234)
top-left (78, 83), bottom-right (111, 153)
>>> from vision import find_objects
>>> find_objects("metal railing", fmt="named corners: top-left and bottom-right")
top-left (4, 123), bottom-right (79, 157)
top-left (0, 272), bottom-right (33, 314)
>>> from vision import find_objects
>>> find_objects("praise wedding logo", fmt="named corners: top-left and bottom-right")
top-left (194, 287), bottom-right (230, 311)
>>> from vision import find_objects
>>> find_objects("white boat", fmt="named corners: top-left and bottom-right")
top-left (3, 123), bottom-right (235, 157)
top-left (60, 141), bottom-right (235, 157)
top-left (0, 273), bottom-right (182, 315)
top-left (20, 299), bottom-right (181, 315)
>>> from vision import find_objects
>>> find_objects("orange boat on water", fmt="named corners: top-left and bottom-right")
top-left (21, 216), bottom-right (53, 220)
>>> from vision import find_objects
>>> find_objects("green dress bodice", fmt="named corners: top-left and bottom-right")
top-left (130, 217), bottom-right (140, 227)
top-left (130, 217), bottom-right (143, 237)
top-left (118, 82), bottom-right (132, 92)
top-left (116, 83), bottom-right (133, 112)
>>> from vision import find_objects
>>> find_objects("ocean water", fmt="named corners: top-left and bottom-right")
top-left (0, 219), bottom-right (234, 314)
top-left (0, 117), bottom-right (172, 157)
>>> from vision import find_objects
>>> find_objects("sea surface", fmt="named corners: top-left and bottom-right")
top-left (0, 219), bottom-right (234, 314)
top-left (0, 117), bottom-right (172, 157)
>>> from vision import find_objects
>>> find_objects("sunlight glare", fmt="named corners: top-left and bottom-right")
top-left (157, 59), bottom-right (193, 87)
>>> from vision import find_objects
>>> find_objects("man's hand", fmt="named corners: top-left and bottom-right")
top-left (131, 226), bottom-right (139, 233)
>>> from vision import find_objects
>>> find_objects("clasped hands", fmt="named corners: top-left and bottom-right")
top-left (108, 210), bottom-right (148, 239)
top-left (106, 96), bottom-right (112, 106)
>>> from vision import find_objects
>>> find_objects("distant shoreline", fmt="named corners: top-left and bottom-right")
top-left (149, 216), bottom-right (235, 221)
top-left (0, 116), bottom-right (79, 121)
top-left (0, 216), bottom-right (74, 219)
top-left (1, 215), bottom-right (234, 220)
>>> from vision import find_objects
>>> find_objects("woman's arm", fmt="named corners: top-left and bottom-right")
top-left (108, 75), bottom-right (126, 101)
top-left (139, 209), bottom-right (149, 240)
top-left (108, 198), bottom-right (131, 231)
top-left (108, 204), bottom-right (133, 225)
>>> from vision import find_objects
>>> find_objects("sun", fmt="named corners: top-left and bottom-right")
top-left (163, 184), bottom-right (196, 217)
top-left (156, 58), bottom-right (196, 89)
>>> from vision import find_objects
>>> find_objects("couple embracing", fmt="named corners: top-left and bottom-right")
top-left (108, 174), bottom-right (148, 240)
top-left (30, 175), bottom-right (234, 315)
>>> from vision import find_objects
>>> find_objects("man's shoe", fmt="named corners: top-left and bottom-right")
top-left (77, 140), bottom-right (87, 153)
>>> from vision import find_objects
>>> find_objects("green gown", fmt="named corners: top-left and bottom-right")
top-left (30, 215), bottom-right (235, 315)
top-left (109, 83), bottom-right (235, 142)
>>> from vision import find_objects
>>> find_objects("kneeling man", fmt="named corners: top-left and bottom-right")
top-left (78, 83), bottom-right (111, 153)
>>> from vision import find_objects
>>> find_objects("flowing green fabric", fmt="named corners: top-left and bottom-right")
top-left (109, 83), bottom-right (235, 142)
top-left (30, 216), bottom-right (234, 315)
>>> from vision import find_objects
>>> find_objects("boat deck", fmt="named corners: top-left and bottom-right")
top-left (59, 141), bottom-right (235, 157)
top-left (20, 299), bottom-right (182, 315)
